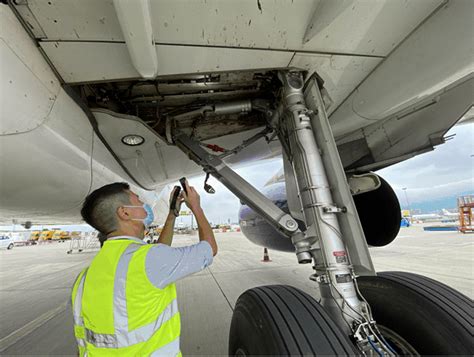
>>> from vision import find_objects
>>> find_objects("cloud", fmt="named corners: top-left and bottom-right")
top-left (378, 123), bottom-right (473, 204)
top-left (392, 178), bottom-right (473, 204)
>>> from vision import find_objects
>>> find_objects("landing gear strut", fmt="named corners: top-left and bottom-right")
top-left (174, 71), bottom-right (472, 355)
top-left (278, 71), bottom-right (372, 336)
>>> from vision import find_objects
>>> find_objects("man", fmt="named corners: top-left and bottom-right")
top-left (71, 180), bottom-right (217, 356)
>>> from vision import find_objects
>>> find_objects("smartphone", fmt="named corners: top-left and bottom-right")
top-left (170, 186), bottom-right (181, 212)
top-left (179, 177), bottom-right (188, 195)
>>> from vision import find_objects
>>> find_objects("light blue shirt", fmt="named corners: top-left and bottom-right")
top-left (108, 236), bottom-right (213, 289)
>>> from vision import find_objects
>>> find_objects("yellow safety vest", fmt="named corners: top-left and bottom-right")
top-left (71, 238), bottom-right (181, 356)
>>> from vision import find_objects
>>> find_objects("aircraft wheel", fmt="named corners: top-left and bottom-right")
top-left (228, 285), bottom-right (357, 356)
top-left (358, 271), bottom-right (473, 355)
top-left (7, 243), bottom-right (14, 250)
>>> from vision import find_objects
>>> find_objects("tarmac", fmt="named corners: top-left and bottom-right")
top-left (0, 226), bottom-right (472, 356)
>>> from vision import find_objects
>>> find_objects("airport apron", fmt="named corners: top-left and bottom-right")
top-left (71, 239), bottom-right (181, 356)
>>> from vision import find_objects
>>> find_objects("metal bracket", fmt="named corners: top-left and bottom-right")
top-left (203, 172), bottom-right (216, 194)
top-left (347, 173), bottom-right (381, 196)
top-left (323, 205), bottom-right (347, 214)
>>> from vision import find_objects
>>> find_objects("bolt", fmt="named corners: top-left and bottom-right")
top-left (286, 220), bottom-right (296, 229)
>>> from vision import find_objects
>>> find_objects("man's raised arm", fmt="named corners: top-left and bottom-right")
top-left (183, 180), bottom-right (218, 256)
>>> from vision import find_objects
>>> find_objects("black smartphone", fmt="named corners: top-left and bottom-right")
top-left (179, 177), bottom-right (188, 195)
top-left (170, 186), bottom-right (181, 212)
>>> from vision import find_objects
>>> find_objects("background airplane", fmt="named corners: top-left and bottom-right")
top-left (442, 208), bottom-right (459, 218)
top-left (411, 213), bottom-right (443, 222)
top-left (407, 209), bottom-right (459, 222)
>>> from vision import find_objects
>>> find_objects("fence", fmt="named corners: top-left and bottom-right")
top-left (67, 231), bottom-right (100, 254)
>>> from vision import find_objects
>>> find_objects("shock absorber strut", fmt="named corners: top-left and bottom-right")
top-left (278, 71), bottom-right (368, 333)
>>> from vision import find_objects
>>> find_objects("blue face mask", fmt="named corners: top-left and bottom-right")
top-left (124, 203), bottom-right (154, 228)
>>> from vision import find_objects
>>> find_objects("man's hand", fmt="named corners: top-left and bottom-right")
top-left (181, 180), bottom-right (201, 213)
top-left (180, 179), bottom-right (217, 256)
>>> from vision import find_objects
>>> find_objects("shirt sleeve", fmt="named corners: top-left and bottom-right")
top-left (145, 241), bottom-right (213, 289)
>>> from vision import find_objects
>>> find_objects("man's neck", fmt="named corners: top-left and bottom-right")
top-left (108, 227), bottom-right (144, 240)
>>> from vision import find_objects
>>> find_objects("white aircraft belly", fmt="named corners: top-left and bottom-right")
top-left (23, 0), bottom-right (442, 56)
top-left (0, 8), bottom-right (157, 223)
top-left (1, 1), bottom-right (472, 225)
top-left (40, 42), bottom-right (295, 83)
top-left (329, 0), bottom-right (474, 136)
top-left (0, 11), bottom-right (280, 224)
top-left (12, 0), bottom-right (446, 117)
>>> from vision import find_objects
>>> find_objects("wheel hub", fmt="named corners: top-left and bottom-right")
top-left (378, 325), bottom-right (419, 355)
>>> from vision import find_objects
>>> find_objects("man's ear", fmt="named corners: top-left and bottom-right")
top-left (116, 206), bottom-right (130, 221)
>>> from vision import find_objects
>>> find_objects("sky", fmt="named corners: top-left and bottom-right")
top-left (3, 123), bottom-right (472, 231)
top-left (378, 122), bottom-right (473, 209)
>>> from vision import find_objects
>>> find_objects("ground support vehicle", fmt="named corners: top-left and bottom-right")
top-left (52, 230), bottom-right (71, 242)
top-left (0, 235), bottom-right (14, 250)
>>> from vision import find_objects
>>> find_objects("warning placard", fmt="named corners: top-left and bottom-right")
top-left (333, 251), bottom-right (347, 263)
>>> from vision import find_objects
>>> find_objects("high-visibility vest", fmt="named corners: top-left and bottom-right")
top-left (71, 238), bottom-right (181, 356)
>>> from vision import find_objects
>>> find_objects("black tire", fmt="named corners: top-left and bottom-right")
top-left (358, 271), bottom-right (473, 355)
top-left (229, 285), bottom-right (358, 356)
top-left (7, 243), bottom-right (13, 250)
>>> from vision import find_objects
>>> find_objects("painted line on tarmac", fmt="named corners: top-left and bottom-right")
top-left (0, 301), bottom-right (67, 352)
top-left (208, 267), bottom-right (234, 311)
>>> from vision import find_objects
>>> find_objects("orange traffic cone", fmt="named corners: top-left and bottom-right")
top-left (261, 248), bottom-right (272, 262)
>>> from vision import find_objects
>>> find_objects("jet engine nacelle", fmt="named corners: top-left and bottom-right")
top-left (238, 175), bottom-right (401, 252)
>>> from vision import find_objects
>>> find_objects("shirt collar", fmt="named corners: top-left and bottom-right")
top-left (107, 235), bottom-right (147, 245)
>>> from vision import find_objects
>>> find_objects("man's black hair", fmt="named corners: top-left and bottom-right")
top-left (97, 232), bottom-right (108, 247)
top-left (81, 182), bottom-right (131, 237)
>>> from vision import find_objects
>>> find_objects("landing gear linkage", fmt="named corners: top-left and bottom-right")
top-left (174, 132), bottom-right (309, 261)
top-left (174, 71), bottom-right (396, 355)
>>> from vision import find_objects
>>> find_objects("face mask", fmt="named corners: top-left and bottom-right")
top-left (123, 203), bottom-right (154, 228)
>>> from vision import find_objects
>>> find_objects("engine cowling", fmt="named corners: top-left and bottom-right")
top-left (238, 175), bottom-right (401, 252)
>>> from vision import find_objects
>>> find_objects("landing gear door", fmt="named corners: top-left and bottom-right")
top-left (303, 75), bottom-right (375, 276)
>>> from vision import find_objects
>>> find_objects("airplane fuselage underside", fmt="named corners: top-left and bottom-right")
top-left (0, 1), bottom-right (472, 225)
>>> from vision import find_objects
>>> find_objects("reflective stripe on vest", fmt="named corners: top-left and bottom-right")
top-left (150, 337), bottom-right (180, 357)
top-left (72, 269), bottom-right (88, 349)
top-left (72, 243), bottom-right (180, 353)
